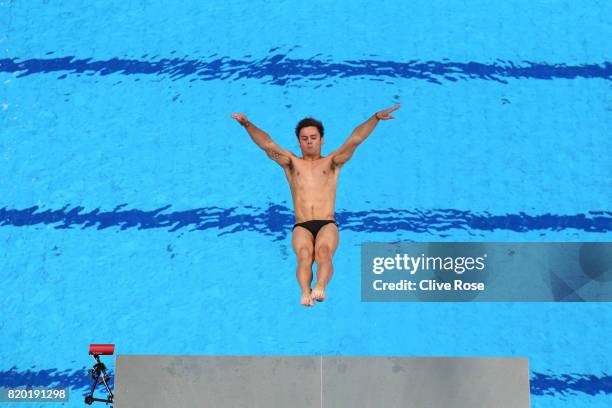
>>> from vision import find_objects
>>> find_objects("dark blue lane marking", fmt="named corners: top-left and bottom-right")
top-left (531, 372), bottom-right (612, 396)
top-left (0, 366), bottom-right (113, 397)
top-left (0, 367), bottom-right (610, 396)
top-left (1, 55), bottom-right (610, 84)
top-left (0, 205), bottom-right (610, 240)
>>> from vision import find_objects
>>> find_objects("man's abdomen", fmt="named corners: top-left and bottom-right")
top-left (293, 195), bottom-right (336, 223)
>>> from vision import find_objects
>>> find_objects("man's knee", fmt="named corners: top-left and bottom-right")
top-left (296, 246), bottom-right (314, 264)
top-left (315, 245), bottom-right (332, 263)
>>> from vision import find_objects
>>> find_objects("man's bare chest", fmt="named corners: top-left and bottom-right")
top-left (287, 160), bottom-right (338, 188)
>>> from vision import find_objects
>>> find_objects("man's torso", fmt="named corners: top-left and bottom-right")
top-left (283, 156), bottom-right (340, 223)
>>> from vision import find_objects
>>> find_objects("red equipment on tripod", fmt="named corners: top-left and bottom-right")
top-left (85, 344), bottom-right (115, 405)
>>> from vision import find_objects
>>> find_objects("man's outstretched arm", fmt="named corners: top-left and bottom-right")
top-left (330, 104), bottom-right (400, 167)
top-left (230, 113), bottom-right (294, 168)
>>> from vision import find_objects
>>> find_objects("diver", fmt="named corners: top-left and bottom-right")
top-left (230, 104), bottom-right (400, 306)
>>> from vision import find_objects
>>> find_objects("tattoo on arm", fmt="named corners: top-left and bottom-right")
top-left (263, 141), bottom-right (293, 168)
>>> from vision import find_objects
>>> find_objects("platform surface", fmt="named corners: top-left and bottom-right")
top-left (114, 355), bottom-right (530, 408)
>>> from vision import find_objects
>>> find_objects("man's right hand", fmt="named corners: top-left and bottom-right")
top-left (230, 113), bottom-right (250, 127)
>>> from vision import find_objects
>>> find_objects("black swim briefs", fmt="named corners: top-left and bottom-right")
top-left (292, 220), bottom-right (338, 239)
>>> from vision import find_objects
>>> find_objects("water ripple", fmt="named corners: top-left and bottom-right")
top-left (0, 205), bottom-right (610, 240)
top-left (1, 55), bottom-right (610, 84)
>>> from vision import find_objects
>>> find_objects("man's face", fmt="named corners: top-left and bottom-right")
top-left (298, 126), bottom-right (323, 156)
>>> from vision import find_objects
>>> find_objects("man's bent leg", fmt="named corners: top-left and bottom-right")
top-left (292, 227), bottom-right (315, 306)
top-left (312, 223), bottom-right (339, 302)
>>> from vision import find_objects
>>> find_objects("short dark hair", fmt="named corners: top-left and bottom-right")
top-left (295, 117), bottom-right (324, 139)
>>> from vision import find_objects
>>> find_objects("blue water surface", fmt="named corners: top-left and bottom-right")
top-left (1, 1), bottom-right (611, 407)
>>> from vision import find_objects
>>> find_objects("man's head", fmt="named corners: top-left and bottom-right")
top-left (295, 117), bottom-right (324, 157)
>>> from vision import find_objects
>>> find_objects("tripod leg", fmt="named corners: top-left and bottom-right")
top-left (85, 370), bottom-right (101, 404)
top-left (100, 372), bottom-right (114, 401)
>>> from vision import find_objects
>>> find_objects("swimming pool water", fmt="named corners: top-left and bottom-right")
top-left (1, 1), bottom-right (611, 406)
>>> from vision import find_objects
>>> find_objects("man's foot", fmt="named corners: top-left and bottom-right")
top-left (311, 282), bottom-right (326, 302)
top-left (301, 291), bottom-right (315, 307)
